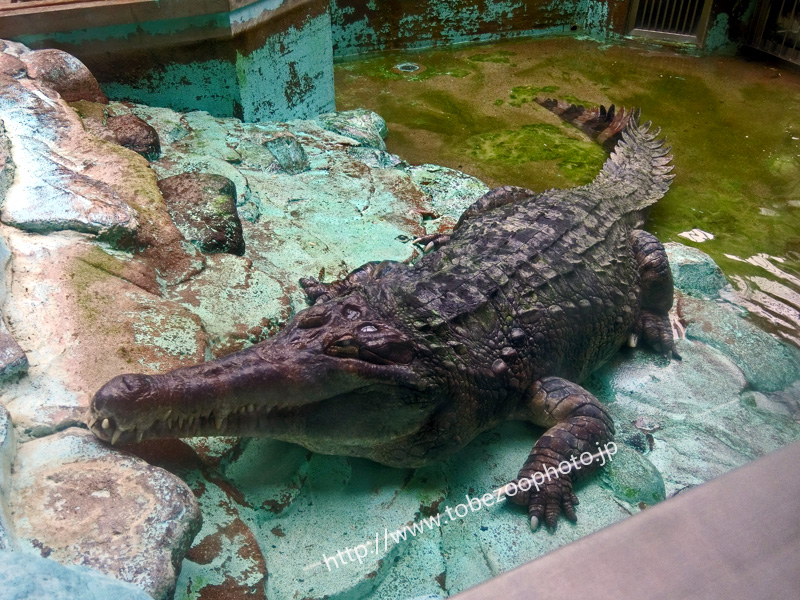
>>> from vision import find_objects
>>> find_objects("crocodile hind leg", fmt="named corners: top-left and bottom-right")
top-left (630, 230), bottom-right (676, 357)
top-left (507, 377), bottom-right (615, 530)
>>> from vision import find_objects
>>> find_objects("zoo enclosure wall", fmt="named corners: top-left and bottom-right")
top-left (0, 0), bottom-right (761, 120)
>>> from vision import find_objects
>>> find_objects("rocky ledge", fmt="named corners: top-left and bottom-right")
top-left (0, 40), bottom-right (798, 600)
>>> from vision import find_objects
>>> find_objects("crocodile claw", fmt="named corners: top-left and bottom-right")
top-left (413, 233), bottom-right (450, 253)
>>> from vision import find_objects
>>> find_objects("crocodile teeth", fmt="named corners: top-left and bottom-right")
top-left (215, 415), bottom-right (225, 430)
top-left (178, 416), bottom-right (185, 429)
top-left (628, 333), bottom-right (639, 348)
top-left (102, 418), bottom-right (111, 430)
top-left (248, 404), bottom-right (256, 413)
top-left (187, 416), bottom-right (194, 427)
top-left (87, 417), bottom-right (97, 429)
top-left (111, 429), bottom-right (122, 445)
top-left (136, 430), bottom-right (144, 443)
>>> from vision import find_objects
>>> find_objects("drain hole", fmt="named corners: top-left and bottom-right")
top-left (395, 62), bottom-right (421, 72)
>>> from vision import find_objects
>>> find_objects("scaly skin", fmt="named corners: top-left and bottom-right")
top-left (87, 101), bottom-right (675, 530)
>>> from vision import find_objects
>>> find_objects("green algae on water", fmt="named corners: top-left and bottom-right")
top-left (466, 123), bottom-right (607, 184)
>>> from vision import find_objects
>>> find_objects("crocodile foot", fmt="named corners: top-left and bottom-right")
top-left (504, 454), bottom-right (581, 530)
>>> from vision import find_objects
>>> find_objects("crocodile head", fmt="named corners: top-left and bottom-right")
top-left (86, 292), bottom-right (441, 460)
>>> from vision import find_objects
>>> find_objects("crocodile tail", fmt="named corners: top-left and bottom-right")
top-left (537, 97), bottom-right (674, 227)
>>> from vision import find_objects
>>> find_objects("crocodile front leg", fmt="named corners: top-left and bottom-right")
top-left (507, 377), bottom-right (615, 530)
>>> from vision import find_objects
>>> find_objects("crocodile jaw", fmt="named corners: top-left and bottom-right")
top-left (86, 336), bottom-right (432, 450)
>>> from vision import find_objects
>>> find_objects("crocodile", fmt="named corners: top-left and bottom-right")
top-left (87, 101), bottom-right (675, 530)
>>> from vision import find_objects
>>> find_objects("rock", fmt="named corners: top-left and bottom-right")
top-left (317, 109), bottom-right (388, 151)
top-left (347, 146), bottom-right (405, 169)
top-left (263, 131), bottom-right (310, 174)
top-left (0, 403), bottom-right (16, 551)
top-left (0, 318), bottom-right (26, 382)
top-left (107, 114), bottom-right (161, 160)
top-left (0, 53), bottom-right (25, 78)
top-left (0, 230), bottom-right (208, 439)
top-left (0, 550), bottom-right (153, 600)
top-left (741, 381), bottom-right (800, 421)
top-left (20, 49), bottom-right (108, 104)
top-left (680, 296), bottom-right (800, 392)
top-left (664, 242), bottom-right (728, 298)
top-left (157, 173), bottom-right (245, 256)
top-left (169, 253), bottom-right (290, 356)
top-left (1, 120), bottom-right (16, 198)
top-left (599, 443), bottom-right (666, 507)
top-left (0, 76), bottom-right (138, 246)
top-left (405, 164), bottom-right (489, 234)
top-left (9, 428), bottom-right (202, 600)
top-left (0, 40), bottom-right (32, 58)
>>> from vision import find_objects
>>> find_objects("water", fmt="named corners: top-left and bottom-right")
top-left (335, 37), bottom-right (800, 346)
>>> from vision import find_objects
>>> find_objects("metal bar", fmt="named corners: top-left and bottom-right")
top-left (779, 0), bottom-right (795, 53)
top-left (644, 0), bottom-right (656, 30)
top-left (668, 0), bottom-right (684, 33)
top-left (784, 0), bottom-right (799, 57)
top-left (680, 0), bottom-right (695, 33)
top-left (655, 0), bottom-right (669, 31)
top-left (687, 0), bottom-right (701, 34)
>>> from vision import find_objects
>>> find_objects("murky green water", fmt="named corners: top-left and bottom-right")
top-left (335, 37), bottom-right (800, 346)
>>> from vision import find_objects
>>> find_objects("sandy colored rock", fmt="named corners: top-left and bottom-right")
top-left (20, 49), bottom-right (108, 104)
top-left (0, 229), bottom-right (208, 438)
top-left (9, 428), bottom-right (201, 600)
top-left (0, 76), bottom-right (137, 245)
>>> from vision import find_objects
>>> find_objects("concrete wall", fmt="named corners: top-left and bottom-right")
top-left (329, 0), bottom-right (633, 57)
top-left (328, 0), bottom-right (757, 57)
top-left (5, 0), bottom-right (336, 122)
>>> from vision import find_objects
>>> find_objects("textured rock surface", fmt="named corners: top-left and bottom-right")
top-left (0, 403), bottom-right (14, 551)
top-left (0, 550), bottom-right (154, 600)
top-left (664, 242), bottom-right (729, 298)
top-left (107, 114), bottom-right (161, 160)
top-left (0, 76), bottom-right (137, 243)
top-left (263, 131), bottom-right (311, 175)
top-left (9, 428), bottom-right (201, 600)
top-left (20, 48), bottom-right (108, 104)
top-left (317, 108), bottom-right (389, 151)
top-left (158, 173), bottom-right (245, 256)
top-left (0, 232), bottom-right (26, 381)
top-left (679, 295), bottom-right (800, 392)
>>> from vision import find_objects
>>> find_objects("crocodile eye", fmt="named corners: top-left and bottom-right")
top-left (360, 324), bottom-right (378, 333)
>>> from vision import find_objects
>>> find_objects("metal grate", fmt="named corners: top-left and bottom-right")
top-left (627, 0), bottom-right (714, 45)
top-left (750, 0), bottom-right (800, 65)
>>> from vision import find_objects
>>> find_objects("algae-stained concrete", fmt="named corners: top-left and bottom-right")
top-left (335, 36), bottom-right (800, 346)
top-left (12, 0), bottom-right (336, 123)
